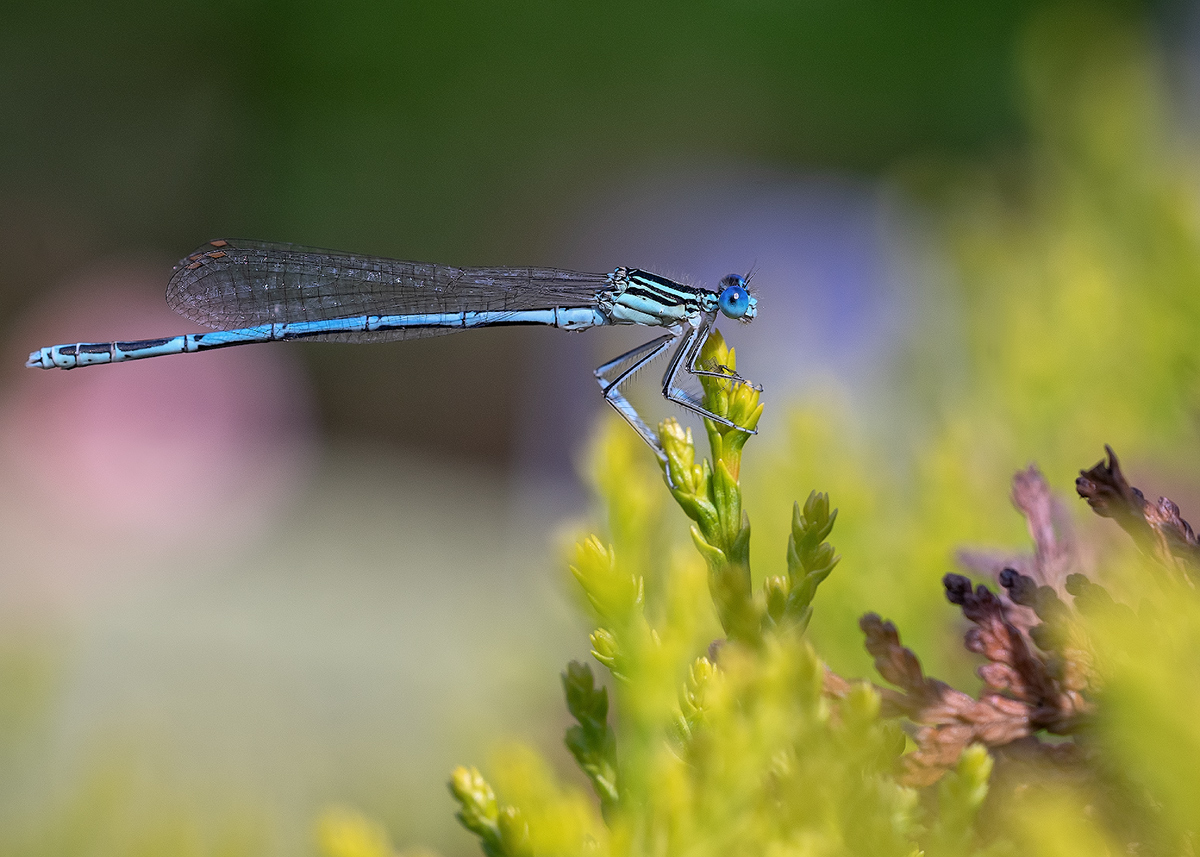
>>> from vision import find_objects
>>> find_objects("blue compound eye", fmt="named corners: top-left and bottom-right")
top-left (718, 275), bottom-right (750, 319)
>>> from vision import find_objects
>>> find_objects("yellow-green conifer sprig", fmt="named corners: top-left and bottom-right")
top-left (657, 329), bottom-right (763, 644)
top-left (776, 491), bottom-right (841, 633)
top-left (562, 661), bottom-right (620, 820)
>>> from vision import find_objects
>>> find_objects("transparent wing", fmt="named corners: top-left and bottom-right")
top-left (167, 239), bottom-right (612, 342)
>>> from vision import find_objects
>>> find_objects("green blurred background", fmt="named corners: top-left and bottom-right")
top-left (3, 0), bottom-right (1090, 461)
top-left (2, 0), bottom-right (1197, 855)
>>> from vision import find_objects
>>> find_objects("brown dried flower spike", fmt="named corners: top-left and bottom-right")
top-left (1076, 445), bottom-right (1200, 580)
top-left (853, 465), bottom-right (1100, 787)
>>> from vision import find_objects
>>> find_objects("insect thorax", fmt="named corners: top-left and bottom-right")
top-left (602, 267), bottom-right (706, 327)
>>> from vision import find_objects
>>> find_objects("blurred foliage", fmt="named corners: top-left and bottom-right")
top-left (1083, 550), bottom-right (1200, 850)
top-left (1, 750), bottom-right (270, 857)
top-left (1, 0), bottom-right (1098, 253)
top-left (746, 3), bottom-right (1200, 684)
top-left (317, 806), bottom-right (412, 857)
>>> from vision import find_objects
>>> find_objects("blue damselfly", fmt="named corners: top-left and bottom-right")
top-left (27, 239), bottom-right (760, 468)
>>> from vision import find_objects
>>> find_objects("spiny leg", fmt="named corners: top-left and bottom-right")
top-left (594, 333), bottom-right (678, 465)
top-left (593, 333), bottom-right (676, 382)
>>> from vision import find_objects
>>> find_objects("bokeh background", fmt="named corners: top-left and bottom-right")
top-left (3, 0), bottom-right (1200, 854)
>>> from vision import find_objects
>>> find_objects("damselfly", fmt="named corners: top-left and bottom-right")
top-left (27, 239), bottom-right (760, 467)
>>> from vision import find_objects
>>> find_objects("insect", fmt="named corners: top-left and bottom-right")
top-left (27, 239), bottom-right (760, 468)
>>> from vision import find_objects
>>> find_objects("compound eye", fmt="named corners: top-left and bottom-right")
top-left (718, 275), bottom-right (750, 319)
